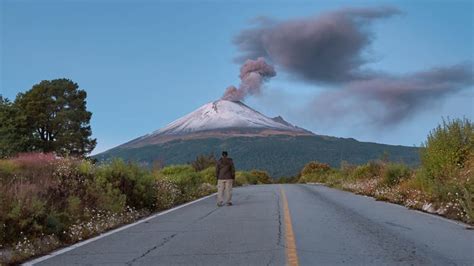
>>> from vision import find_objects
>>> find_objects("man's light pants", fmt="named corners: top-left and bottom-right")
top-left (217, 179), bottom-right (233, 204)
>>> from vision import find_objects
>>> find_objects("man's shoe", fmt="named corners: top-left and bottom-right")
top-left (217, 203), bottom-right (223, 207)
top-left (226, 202), bottom-right (233, 206)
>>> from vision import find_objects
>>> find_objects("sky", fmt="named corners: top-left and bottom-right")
top-left (1, 0), bottom-right (473, 154)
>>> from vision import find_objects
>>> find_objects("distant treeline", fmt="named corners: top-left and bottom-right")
top-left (96, 135), bottom-right (420, 177)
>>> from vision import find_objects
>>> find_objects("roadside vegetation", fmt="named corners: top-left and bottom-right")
top-left (297, 118), bottom-right (474, 225)
top-left (0, 153), bottom-right (273, 264)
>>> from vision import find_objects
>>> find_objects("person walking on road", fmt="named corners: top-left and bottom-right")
top-left (216, 151), bottom-right (235, 206)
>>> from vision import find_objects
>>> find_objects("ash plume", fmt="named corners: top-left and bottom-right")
top-left (231, 6), bottom-right (474, 126)
top-left (311, 63), bottom-right (474, 126)
top-left (233, 6), bottom-right (400, 83)
top-left (222, 57), bottom-right (276, 101)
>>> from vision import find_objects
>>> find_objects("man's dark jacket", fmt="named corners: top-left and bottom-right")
top-left (216, 157), bottom-right (235, 180)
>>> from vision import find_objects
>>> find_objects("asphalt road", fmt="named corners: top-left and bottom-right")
top-left (29, 184), bottom-right (473, 266)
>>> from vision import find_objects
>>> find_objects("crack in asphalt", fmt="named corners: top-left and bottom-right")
top-left (126, 233), bottom-right (177, 265)
top-left (266, 189), bottom-right (283, 266)
top-left (194, 207), bottom-right (220, 222)
top-left (275, 190), bottom-right (283, 247)
top-left (127, 203), bottom-right (222, 265)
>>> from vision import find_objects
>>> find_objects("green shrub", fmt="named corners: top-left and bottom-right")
top-left (77, 160), bottom-right (94, 176)
top-left (158, 164), bottom-right (207, 201)
top-left (382, 163), bottom-right (412, 187)
top-left (160, 165), bottom-right (194, 176)
top-left (96, 159), bottom-right (156, 210)
top-left (325, 171), bottom-right (345, 187)
top-left (199, 166), bottom-right (216, 185)
top-left (191, 154), bottom-right (216, 172)
top-left (86, 180), bottom-right (126, 213)
top-left (420, 118), bottom-right (473, 181)
top-left (460, 177), bottom-right (474, 222)
top-left (234, 170), bottom-right (272, 185)
top-left (4, 197), bottom-right (47, 243)
top-left (154, 178), bottom-right (181, 210)
top-left (45, 212), bottom-right (67, 236)
top-left (67, 196), bottom-right (82, 218)
top-left (301, 161), bottom-right (331, 176)
top-left (351, 161), bottom-right (383, 180)
top-left (0, 160), bottom-right (18, 181)
top-left (250, 170), bottom-right (272, 184)
top-left (194, 183), bottom-right (216, 197)
top-left (299, 161), bottom-right (332, 183)
top-left (235, 171), bottom-right (251, 186)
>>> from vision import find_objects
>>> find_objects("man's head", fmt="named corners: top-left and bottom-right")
top-left (222, 151), bottom-right (228, 158)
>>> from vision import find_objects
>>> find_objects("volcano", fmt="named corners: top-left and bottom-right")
top-left (96, 100), bottom-right (419, 177)
top-left (121, 100), bottom-right (313, 148)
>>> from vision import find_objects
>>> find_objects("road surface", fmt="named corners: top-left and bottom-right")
top-left (28, 184), bottom-right (473, 265)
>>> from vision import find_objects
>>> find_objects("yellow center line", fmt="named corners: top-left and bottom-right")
top-left (280, 185), bottom-right (299, 266)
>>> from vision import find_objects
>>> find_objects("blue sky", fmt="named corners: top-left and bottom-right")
top-left (1, 0), bottom-right (473, 154)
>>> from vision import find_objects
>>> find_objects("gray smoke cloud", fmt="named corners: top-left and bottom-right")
top-left (312, 63), bottom-right (474, 126)
top-left (234, 6), bottom-right (400, 83)
top-left (232, 6), bottom-right (474, 126)
top-left (222, 57), bottom-right (276, 101)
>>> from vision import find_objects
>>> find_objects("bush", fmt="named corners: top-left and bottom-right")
top-left (0, 160), bottom-right (18, 181)
top-left (381, 163), bottom-right (412, 187)
top-left (191, 154), bottom-right (215, 172)
top-left (199, 167), bottom-right (217, 185)
top-left (235, 171), bottom-right (251, 186)
top-left (160, 165), bottom-right (194, 176)
top-left (351, 161), bottom-right (383, 180)
top-left (154, 178), bottom-right (181, 210)
top-left (157, 164), bottom-right (212, 201)
top-left (420, 118), bottom-right (473, 181)
top-left (250, 170), bottom-right (272, 184)
top-left (300, 161), bottom-right (331, 176)
top-left (4, 196), bottom-right (47, 244)
top-left (95, 159), bottom-right (156, 210)
top-left (299, 161), bottom-right (332, 183)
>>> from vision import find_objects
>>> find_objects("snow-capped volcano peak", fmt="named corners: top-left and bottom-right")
top-left (155, 100), bottom-right (302, 135)
top-left (122, 100), bottom-right (313, 147)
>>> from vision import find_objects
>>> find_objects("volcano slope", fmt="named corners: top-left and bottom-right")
top-left (95, 135), bottom-right (419, 177)
top-left (96, 100), bottom-right (419, 177)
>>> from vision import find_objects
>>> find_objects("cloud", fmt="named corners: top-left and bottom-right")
top-left (234, 6), bottom-right (401, 83)
top-left (232, 6), bottom-right (473, 126)
top-left (311, 63), bottom-right (474, 126)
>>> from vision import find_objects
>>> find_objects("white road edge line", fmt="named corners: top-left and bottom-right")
top-left (23, 193), bottom-right (217, 266)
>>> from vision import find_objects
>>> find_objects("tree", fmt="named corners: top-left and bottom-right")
top-left (0, 96), bottom-right (29, 157)
top-left (14, 79), bottom-right (96, 156)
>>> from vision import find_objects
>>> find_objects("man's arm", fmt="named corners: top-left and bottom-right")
top-left (215, 161), bottom-right (220, 179)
